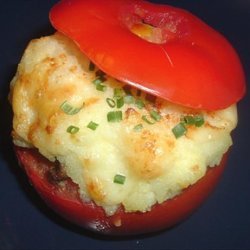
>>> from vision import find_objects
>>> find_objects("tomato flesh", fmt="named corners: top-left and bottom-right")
top-left (50, 0), bottom-right (245, 110)
top-left (15, 146), bottom-right (228, 235)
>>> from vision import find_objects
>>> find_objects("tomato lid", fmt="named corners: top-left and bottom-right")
top-left (50, 0), bottom-right (246, 110)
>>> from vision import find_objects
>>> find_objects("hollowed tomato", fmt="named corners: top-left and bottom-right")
top-left (15, 146), bottom-right (228, 235)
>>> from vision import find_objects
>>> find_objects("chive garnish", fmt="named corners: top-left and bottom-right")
top-left (92, 75), bottom-right (107, 92)
top-left (60, 101), bottom-right (83, 115)
top-left (107, 111), bottom-right (123, 122)
top-left (172, 114), bottom-right (204, 139)
top-left (67, 125), bottom-right (80, 134)
top-left (87, 121), bottom-right (99, 131)
top-left (135, 99), bottom-right (145, 109)
top-left (106, 98), bottom-right (116, 108)
top-left (150, 110), bottom-right (162, 121)
top-left (116, 97), bottom-right (124, 108)
top-left (95, 83), bottom-right (107, 92)
top-left (182, 115), bottom-right (205, 127)
top-left (124, 95), bottom-right (135, 104)
top-left (172, 123), bottom-right (187, 139)
top-left (142, 115), bottom-right (155, 125)
top-left (113, 174), bottom-right (126, 184)
top-left (133, 124), bottom-right (143, 132)
top-left (182, 115), bottom-right (195, 125)
top-left (114, 88), bottom-right (124, 98)
top-left (193, 115), bottom-right (204, 127)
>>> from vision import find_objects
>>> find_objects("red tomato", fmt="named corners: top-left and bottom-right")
top-left (15, 146), bottom-right (228, 235)
top-left (50, 0), bottom-right (245, 110)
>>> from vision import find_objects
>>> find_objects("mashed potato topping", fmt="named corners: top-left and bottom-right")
top-left (10, 33), bottom-right (237, 215)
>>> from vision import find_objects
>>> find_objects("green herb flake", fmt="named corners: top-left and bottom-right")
top-left (135, 99), bottom-right (145, 109)
top-left (87, 121), bottom-right (99, 131)
top-left (150, 110), bottom-right (162, 122)
top-left (142, 115), bottom-right (155, 125)
top-left (113, 174), bottom-right (126, 184)
top-left (116, 97), bottom-right (124, 108)
top-left (67, 125), bottom-right (80, 134)
top-left (106, 98), bottom-right (116, 108)
top-left (107, 111), bottom-right (123, 122)
top-left (133, 124), bottom-right (143, 132)
top-left (182, 114), bottom-right (205, 127)
top-left (95, 83), bottom-right (107, 92)
top-left (60, 101), bottom-right (83, 115)
top-left (172, 123), bottom-right (187, 139)
top-left (182, 115), bottom-right (194, 125)
top-left (113, 88), bottom-right (124, 99)
top-left (124, 95), bottom-right (135, 104)
top-left (194, 115), bottom-right (205, 127)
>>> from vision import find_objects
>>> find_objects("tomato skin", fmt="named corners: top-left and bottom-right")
top-left (15, 146), bottom-right (228, 235)
top-left (50, 0), bottom-right (245, 110)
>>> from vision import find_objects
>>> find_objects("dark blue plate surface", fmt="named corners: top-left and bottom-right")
top-left (0, 1), bottom-right (249, 249)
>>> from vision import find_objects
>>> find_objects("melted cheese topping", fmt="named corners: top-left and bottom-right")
top-left (10, 33), bottom-right (237, 215)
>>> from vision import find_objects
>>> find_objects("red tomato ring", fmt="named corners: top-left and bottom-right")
top-left (50, 0), bottom-right (246, 110)
top-left (15, 146), bottom-right (228, 235)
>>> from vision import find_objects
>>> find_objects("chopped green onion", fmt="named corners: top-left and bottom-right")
top-left (150, 110), bottom-right (162, 121)
top-left (114, 88), bottom-right (124, 98)
top-left (124, 95), bottom-right (135, 104)
top-left (67, 125), bottom-right (80, 134)
top-left (113, 174), bottom-right (126, 184)
top-left (107, 111), bottom-right (123, 122)
top-left (135, 99), bottom-right (145, 109)
top-left (87, 121), bottom-right (99, 130)
top-left (116, 97), bottom-right (124, 108)
top-left (133, 124), bottom-right (143, 132)
top-left (172, 114), bottom-right (204, 139)
top-left (95, 83), bottom-right (107, 92)
top-left (106, 98), bottom-right (116, 108)
top-left (142, 115), bottom-right (155, 125)
top-left (172, 123), bottom-right (187, 139)
top-left (183, 115), bottom-right (195, 125)
top-left (88, 61), bottom-right (95, 71)
top-left (182, 114), bottom-right (205, 127)
top-left (194, 115), bottom-right (204, 127)
top-left (60, 101), bottom-right (83, 115)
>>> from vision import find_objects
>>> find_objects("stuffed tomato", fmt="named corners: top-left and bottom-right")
top-left (10, 0), bottom-right (245, 235)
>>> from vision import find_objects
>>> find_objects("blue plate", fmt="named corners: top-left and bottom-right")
top-left (0, 1), bottom-right (249, 249)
